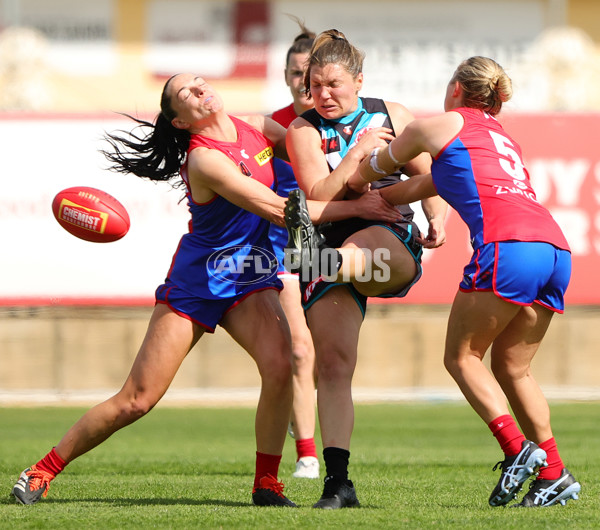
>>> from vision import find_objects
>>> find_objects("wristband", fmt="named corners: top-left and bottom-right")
top-left (369, 148), bottom-right (387, 175)
top-left (387, 143), bottom-right (401, 166)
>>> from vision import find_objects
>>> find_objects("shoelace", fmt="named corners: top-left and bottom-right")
top-left (492, 460), bottom-right (505, 472)
top-left (26, 466), bottom-right (54, 498)
top-left (258, 474), bottom-right (285, 498)
top-left (492, 454), bottom-right (515, 473)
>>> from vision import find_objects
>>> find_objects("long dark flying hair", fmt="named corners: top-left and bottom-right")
top-left (102, 75), bottom-right (190, 185)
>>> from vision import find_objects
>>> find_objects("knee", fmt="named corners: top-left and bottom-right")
top-left (114, 392), bottom-right (156, 425)
top-left (259, 347), bottom-right (294, 388)
top-left (291, 336), bottom-right (315, 370)
top-left (443, 350), bottom-right (472, 379)
top-left (316, 343), bottom-right (355, 382)
top-left (490, 357), bottom-right (528, 383)
top-left (443, 351), bottom-right (459, 376)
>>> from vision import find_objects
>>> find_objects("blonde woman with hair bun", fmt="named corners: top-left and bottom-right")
top-left (348, 56), bottom-right (581, 508)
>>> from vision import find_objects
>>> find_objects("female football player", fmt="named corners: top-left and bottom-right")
top-left (11, 72), bottom-right (402, 507)
top-left (283, 29), bottom-right (447, 508)
top-left (347, 56), bottom-right (581, 508)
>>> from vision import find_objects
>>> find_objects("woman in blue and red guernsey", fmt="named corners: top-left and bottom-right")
top-left (11, 73), bottom-right (401, 507)
top-left (348, 56), bottom-right (581, 508)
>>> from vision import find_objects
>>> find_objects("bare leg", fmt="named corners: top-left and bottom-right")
top-left (306, 287), bottom-right (363, 450)
top-left (55, 304), bottom-right (203, 462)
top-left (221, 289), bottom-right (293, 456)
top-left (337, 226), bottom-right (418, 297)
top-left (444, 290), bottom-right (521, 424)
top-left (490, 304), bottom-right (555, 443)
top-left (278, 278), bottom-right (316, 442)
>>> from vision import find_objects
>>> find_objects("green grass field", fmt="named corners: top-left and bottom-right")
top-left (0, 402), bottom-right (598, 529)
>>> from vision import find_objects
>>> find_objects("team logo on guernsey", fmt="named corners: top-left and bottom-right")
top-left (321, 137), bottom-right (340, 154)
top-left (207, 245), bottom-right (278, 285)
top-left (254, 146), bottom-right (274, 166)
top-left (353, 127), bottom-right (374, 145)
top-left (239, 161), bottom-right (252, 177)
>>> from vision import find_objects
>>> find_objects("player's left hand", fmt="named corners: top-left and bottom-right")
top-left (415, 217), bottom-right (446, 248)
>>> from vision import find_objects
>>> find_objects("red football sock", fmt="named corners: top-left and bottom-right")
top-left (35, 447), bottom-right (67, 477)
top-left (253, 452), bottom-right (281, 490)
top-left (295, 437), bottom-right (317, 460)
top-left (488, 414), bottom-right (526, 456)
top-left (537, 437), bottom-right (564, 480)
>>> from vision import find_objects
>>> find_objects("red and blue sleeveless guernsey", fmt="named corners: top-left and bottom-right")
top-left (269, 104), bottom-right (300, 274)
top-left (166, 116), bottom-right (280, 300)
top-left (431, 107), bottom-right (569, 251)
top-left (271, 103), bottom-right (297, 128)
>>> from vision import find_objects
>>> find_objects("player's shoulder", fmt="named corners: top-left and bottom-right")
top-left (380, 100), bottom-right (418, 135)
top-left (286, 112), bottom-right (317, 138)
top-left (235, 114), bottom-right (265, 131)
top-left (383, 100), bottom-right (415, 122)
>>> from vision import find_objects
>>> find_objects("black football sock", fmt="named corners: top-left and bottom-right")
top-left (323, 447), bottom-right (350, 482)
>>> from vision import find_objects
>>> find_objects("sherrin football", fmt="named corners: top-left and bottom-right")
top-left (52, 186), bottom-right (130, 243)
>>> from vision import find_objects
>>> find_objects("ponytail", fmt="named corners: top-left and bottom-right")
top-left (304, 29), bottom-right (365, 97)
top-left (284, 14), bottom-right (316, 66)
top-left (102, 75), bottom-right (190, 184)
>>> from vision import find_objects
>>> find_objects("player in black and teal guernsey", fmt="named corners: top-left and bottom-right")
top-left (284, 29), bottom-right (448, 509)
top-left (297, 96), bottom-right (425, 310)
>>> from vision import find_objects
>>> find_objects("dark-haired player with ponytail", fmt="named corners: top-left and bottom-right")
top-left (11, 73), bottom-right (402, 507)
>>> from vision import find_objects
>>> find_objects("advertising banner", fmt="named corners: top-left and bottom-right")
top-left (0, 113), bottom-right (598, 305)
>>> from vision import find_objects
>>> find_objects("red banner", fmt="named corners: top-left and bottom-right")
top-left (1, 113), bottom-right (598, 306)
top-left (229, 1), bottom-right (270, 78)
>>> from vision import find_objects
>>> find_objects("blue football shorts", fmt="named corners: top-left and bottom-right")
top-left (458, 241), bottom-right (571, 312)
top-left (155, 277), bottom-right (283, 332)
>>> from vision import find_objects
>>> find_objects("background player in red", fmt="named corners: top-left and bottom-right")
top-left (348, 56), bottom-right (581, 508)
top-left (268, 20), bottom-right (320, 479)
top-left (11, 73), bottom-right (402, 507)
